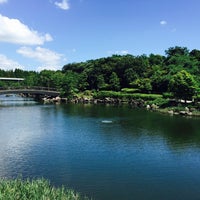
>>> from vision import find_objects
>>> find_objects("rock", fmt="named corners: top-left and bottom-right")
top-left (190, 108), bottom-right (196, 112)
top-left (83, 97), bottom-right (90, 103)
top-left (168, 110), bottom-right (174, 115)
top-left (146, 105), bottom-right (150, 110)
top-left (151, 104), bottom-right (159, 110)
top-left (53, 96), bottom-right (61, 103)
top-left (185, 107), bottom-right (189, 112)
top-left (187, 112), bottom-right (193, 116)
top-left (179, 111), bottom-right (186, 115)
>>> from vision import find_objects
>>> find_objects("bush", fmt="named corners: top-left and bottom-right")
top-left (128, 93), bottom-right (162, 100)
top-left (147, 98), bottom-right (170, 108)
top-left (121, 88), bottom-right (139, 93)
top-left (162, 92), bottom-right (173, 99)
top-left (94, 91), bottom-right (162, 100)
top-left (194, 93), bottom-right (200, 102)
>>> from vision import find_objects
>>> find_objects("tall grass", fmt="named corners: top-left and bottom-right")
top-left (0, 178), bottom-right (89, 200)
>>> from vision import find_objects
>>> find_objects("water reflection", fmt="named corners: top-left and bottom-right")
top-left (59, 104), bottom-right (200, 150)
top-left (1, 103), bottom-right (200, 199)
top-left (0, 94), bottom-right (36, 106)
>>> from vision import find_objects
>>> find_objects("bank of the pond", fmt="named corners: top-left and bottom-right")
top-left (156, 107), bottom-right (200, 117)
top-left (42, 94), bottom-right (200, 117)
top-left (0, 178), bottom-right (89, 200)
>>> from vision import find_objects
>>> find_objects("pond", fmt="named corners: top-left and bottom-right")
top-left (0, 96), bottom-right (200, 200)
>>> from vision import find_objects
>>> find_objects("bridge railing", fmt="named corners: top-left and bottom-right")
top-left (0, 86), bottom-right (59, 91)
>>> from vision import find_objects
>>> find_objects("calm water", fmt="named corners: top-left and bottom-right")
top-left (0, 96), bottom-right (200, 200)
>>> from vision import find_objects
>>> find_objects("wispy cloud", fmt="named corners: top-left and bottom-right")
top-left (108, 50), bottom-right (129, 55)
top-left (0, 0), bottom-right (7, 4)
top-left (0, 54), bottom-right (24, 70)
top-left (55, 0), bottom-right (70, 10)
top-left (0, 14), bottom-right (53, 45)
top-left (160, 20), bottom-right (167, 26)
top-left (17, 46), bottom-right (64, 70)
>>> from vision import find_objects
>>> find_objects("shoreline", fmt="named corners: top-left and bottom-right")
top-left (42, 96), bottom-right (200, 118)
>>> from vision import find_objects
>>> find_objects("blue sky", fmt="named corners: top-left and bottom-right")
top-left (0, 0), bottom-right (200, 71)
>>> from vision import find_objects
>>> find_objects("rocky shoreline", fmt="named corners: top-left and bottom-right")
top-left (42, 96), bottom-right (146, 107)
top-left (42, 96), bottom-right (200, 117)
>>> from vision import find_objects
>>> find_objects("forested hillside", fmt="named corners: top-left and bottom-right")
top-left (1, 46), bottom-right (200, 101)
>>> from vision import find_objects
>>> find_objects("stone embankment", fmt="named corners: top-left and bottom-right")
top-left (42, 96), bottom-right (145, 107)
top-left (167, 107), bottom-right (193, 116)
top-left (42, 96), bottom-right (200, 117)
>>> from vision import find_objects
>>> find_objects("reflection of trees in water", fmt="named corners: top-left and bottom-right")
top-left (59, 104), bottom-right (200, 149)
top-left (160, 119), bottom-right (200, 150)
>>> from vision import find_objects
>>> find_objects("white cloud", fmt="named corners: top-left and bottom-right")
top-left (160, 20), bottom-right (167, 26)
top-left (17, 46), bottom-right (64, 70)
top-left (120, 50), bottom-right (129, 55)
top-left (0, 54), bottom-right (24, 70)
top-left (55, 0), bottom-right (70, 10)
top-left (108, 50), bottom-right (129, 55)
top-left (0, 0), bottom-right (7, 4)
top-left (0, 14), bottom-right (53, 45)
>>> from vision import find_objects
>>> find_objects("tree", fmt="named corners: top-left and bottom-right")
top-left (169, 70), bottom-right (197, 101)
top-left (149, 54), bottom-right (165, 66)
top-left (78, 72), bottom-right (89, 91)
top-left (124, 68), bottom-right (138, 87)
top-left (96, 75), bottom-right (106, 90)
top-left (39, 70), bottom-right (54, 88)
top-left (24, 71), bottom-right (39, 87)
top-left (51, 71), bottom-right (65, 89)
top-left (165, 46), bottom-right (189, 57)
top-left (189, 49), bottom-right (200, 61)
top-left (131, 78), bottom-right (152, 93)
top-left (150, 65), bottom-right (169, 93)
top-left (109, 72), bottom-right (120, 91)
top-left (61, 71), bottom-right (79, 97)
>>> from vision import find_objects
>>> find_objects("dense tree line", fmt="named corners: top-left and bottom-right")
top-left (0, 46), bottom-right (200, 100)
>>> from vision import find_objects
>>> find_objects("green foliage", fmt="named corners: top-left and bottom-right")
top-left (148, 65), bottom-right (169, 93)
top-left (0, 178), bottom-right (89, 200)
top-left (124, 68), bottom-right (138, 86)
top-left (190, 49), bottom-right (200, 61)
top-left (1, 46), bottom-right (200, 100)
top-left (78, 72), bottom-right (89, 91)
top-left (130, 78), bottom-right (152, 93)
top-left (165, 46), bottom-right (189, 57)
top-left (147, 98), bottom-right (171, 108)
top-left (127, 93), bottom-right (162, 100)
top-left (169, 70), bottom-right (197, 101)
top-left (162, 92), bottom-right (173, 99)
top-left (121, 88), bottom-right (139, 93)
top-left (94, 91), bottom-right (162, 100)
top-left (194, 93), bottom-right (200, 102)
top-left (60, 71), bottom-right (79, 97)
top-left (149, 54), bottom-right (164, 66)
top-left (96, 74), bottom-right (106, 90)
top-left (109, 72), bottom-right (120, 91)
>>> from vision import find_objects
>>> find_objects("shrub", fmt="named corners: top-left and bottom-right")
top-left (94, 91), bottom-right (162, 100)
top-left (128, 93), bottom-right (162, 100)
top-left (147, 98), bottom-right (170, 108)
top-left (162, 92), bottom-right (173, 99)
top-left (121, 88), bottom-right (139, 93)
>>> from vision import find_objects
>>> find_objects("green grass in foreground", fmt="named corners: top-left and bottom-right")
top-left (0, 178), bottom-right (89, 200)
